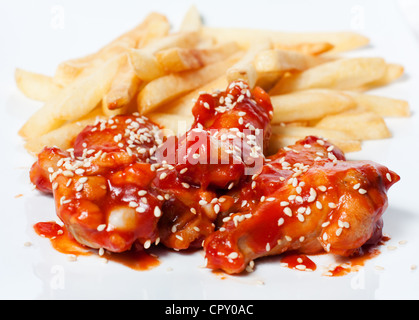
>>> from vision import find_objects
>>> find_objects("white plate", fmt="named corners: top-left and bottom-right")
top-left (1, 0), bottom-right (419, 299)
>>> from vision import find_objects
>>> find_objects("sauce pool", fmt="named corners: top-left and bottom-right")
top-left (33, 221), bottom-right (160, 271)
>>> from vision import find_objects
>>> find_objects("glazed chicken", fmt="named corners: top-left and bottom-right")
top-left (154, 81), bottom-right (273, 249)
top-left (204, 136), bottom-right (400, 274)
top-left (29, 80), bottom-right (400, 275)
top-left (30, 115), bottom-right (165, 252)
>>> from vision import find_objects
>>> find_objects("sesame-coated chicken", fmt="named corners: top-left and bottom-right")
top-left (154, 81), bottom-right (273, 249)
top-left (29, 81), bottom-right (400, 275)
top-left (30, 115), bottom-right (165, 252)
top-left (203, 136), bottom-right (400, 274)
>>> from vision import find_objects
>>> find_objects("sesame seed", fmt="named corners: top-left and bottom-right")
top-left (136, 207), bottom-right (146, 213)
top-left (358, 188), bottom-right (367, 194)
top-left (386, 173), bottom-right (392, 182)
top-left (228, 252), bottom-right (239, 259)
top-left (316, 201), bottom-right (323, 210)
top-left (284, 207), bottom-right (292, 217)
top-left (278, 217), bottom-right (285, 226)
top-left (144, 240), bottom-right (151, 249)
top-left (129, 201), bottom-right (138, 208)
top-left (297, 213), bottom-right (305, 222)
top-left (296, 264), bottom-right (307, 271)
top-left (159, 172), bottom-right (167, 180)
top-left (328, 202), bottom-right (337, 209)
top-left (154, 206), bottom-right (162, 217)
top-left (97, 224), bottom-right (106, 232)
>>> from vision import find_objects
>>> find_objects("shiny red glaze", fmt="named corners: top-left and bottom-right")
top-left (153, 81), bottom-right (274, 249)
top-left (175, 81), bottom-right (273, 189)
top-left (28, 81), bottom-right (400, 276)
top-left (281, 253), bottom-right (317, 271)
top-left (30, 115), bottom-right (164, 253)
top-left (204, 137), bottom-right (400, 274)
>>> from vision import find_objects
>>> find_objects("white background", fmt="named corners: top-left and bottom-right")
top-left (1, 0), bottom-right (419, 299)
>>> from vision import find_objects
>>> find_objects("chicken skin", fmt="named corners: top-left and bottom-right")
top-left (30, 115), bottom-right (165, 252)
top-left (154, 81), bottom-right (273, 249)
top-left (204, 136), bottom-right (400, 274)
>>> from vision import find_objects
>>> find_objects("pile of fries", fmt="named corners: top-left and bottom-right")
top-left (16, 6), bottom-right (410, 156)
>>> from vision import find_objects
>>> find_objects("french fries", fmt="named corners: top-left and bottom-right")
top-left (314, 111), bottom-right (392, 140)
top-left (344, 91), bottom-right (410, 117)
top-left (269, 57), bottom-right (387, 94)
top-left (270, 89), bottom-right (356, 123)
top-left (201, 27), bottom-right (370, 53)
top-left (15, 69), bottom-right (62, 102)
top-left (102, 54), bottom-right (141, 112)
top-left (138, 53), bottom-right (240, 114)
top-left (226, 39), bottom-right (271, 88)
top-left (155, 41), bottom-right (240, 73)
top-left (129, 31), bottom-right (201, 81)
top-left (15, 6), bottom-right (409, 156)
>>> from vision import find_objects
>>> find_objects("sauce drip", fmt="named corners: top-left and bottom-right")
top-left (326, 235), bottom-right (390, 277)
top-left (34, 221), bottom-right (160, 271)
top-left (281, 253), bottom-right (317, 272)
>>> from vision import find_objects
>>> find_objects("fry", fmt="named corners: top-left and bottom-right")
top-left (269, 58), bottom-right (387, 95)
top-left (138, 53), bottom-right (240, 114)
top-left (270, 89), bottom-right (355, 123)
top-left (53, 12), bottom-right (170, 86)
top-left (155, 41), bottom-right (239, 73)
top-left (102, 54), bottom-right (141, 111)
top-left (254, 49), bottom-right (328, 88)
top-left (366, 63), bottom-right (404, 88)
top-left (227, 39), bottom-right (271, 88)
top-left (268, 133), bottom-right (361, 155)
top-left (147, 112), bottom-right (194, 137)
top-left (129, 31), bottom-right (201, 81)
top-left (344, 91), bottom-right (410, 117)
top-left (274, 42), bottom-right (334, 55)
top-left (53, 56), bottom-right (94, 87)
top-left (15, 68), bottom-right (62, 101)
top-left (19, 54), bottom-right (123, 138)
top-left (163, 75), bottom-right (228, 116)
top-left (179, 5), bottom-right (202, 32)
top-left (202, 27), bottom-right (369, 53)
top-left (255, 49), bottom-right (325, 73)
top-left (314, 111), bottom-right (391, 140)
top-left (24, 117), bottom-right (101, 156)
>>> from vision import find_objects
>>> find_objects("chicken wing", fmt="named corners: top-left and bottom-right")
top-left (204, 136), bottom-right (400, 274)
top-left (30, 115), bottom-right (165, 252)
top-left (154, 81), bottom-right (273, 249)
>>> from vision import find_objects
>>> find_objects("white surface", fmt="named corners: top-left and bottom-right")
top-left (1, 0), bottom-right (419, 299)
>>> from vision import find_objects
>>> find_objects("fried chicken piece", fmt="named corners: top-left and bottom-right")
top-left (154, 81), bottom-right (273, 250)
top-left (30, 115), bottom-right (165, 252)
top-left (204, 136), bottom-right (400, 274)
